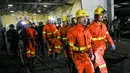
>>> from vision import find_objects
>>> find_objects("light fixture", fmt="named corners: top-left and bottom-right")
top-left (37, 10), bottom-right (41, 13)
top-left (21, 21), bottom-right (26, 25)
top-left (10, 10), bottom-right (14, 12)
top-left (38, 0), bottom-right (41, 2)
top-left (44, 5), bottom-right (48, 7)
top-left (8, 4), bottom-right (13, 7)
top-left (121, 2), bottom-right (129, 5)
top-left (114, 4), bottom-right (121, 8)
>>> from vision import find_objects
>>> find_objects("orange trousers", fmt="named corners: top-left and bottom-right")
top-left (94, 44), bottom-right (108, 73)
top-left (72, 52), bottom-right (94, 73)
top-left (48, 38), bottom-right (61, 55)
top-left (26, 40), bottom-right (35, 58)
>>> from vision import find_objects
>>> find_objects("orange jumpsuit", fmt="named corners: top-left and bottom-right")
top-left (88, 21), bottom-right (114, 73)
top-left (43, 24), bottom-right (61, 55)
top-left (67, 24), bottom-right (94, 73)
top-left (59, 25), bottom-right (72, 57)
top-left (25, 27), bottom-right (37, 58)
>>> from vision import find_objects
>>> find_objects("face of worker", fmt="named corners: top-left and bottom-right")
top-left (63, 21), bottom-right (68, 26)
top-left (47, 20), bottom-right (53, 24)
top-left (10, 27), bottom-right (14, 30)
top-left (77, 16), bottom-right (88, 26)
top-left (24, 24), bottom-right (31, 29)
top-left (97, 14), bottom-right (104, 21)
top-left (32, 24), bottom-right (35, 28)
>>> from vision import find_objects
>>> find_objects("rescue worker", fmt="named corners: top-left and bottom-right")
top-left (86, 6), bottom-right (116, 73)
top-left (59, 16), bottom-right (72, 59)
top-left (43, 16), bottom-right (61, 60)
top-left (67, 9), bottom-right (94, 73)
top-left (20, 20), bottom-right (37, 58)
top-left (31, 23), bottom-right (40, 54)
top-left (31, 23), bottom-right (36, 29)
top-left (7, 24), bottom-right (19, 56)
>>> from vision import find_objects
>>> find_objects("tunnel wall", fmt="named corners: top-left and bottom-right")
top-left (1, 0), bottom-right (81, 28)
top-left (81, 0), bottom-right (107, 22)
top-left (42, 0), bottom-right (81, 24)
top-left (1, 12), bottom-right (45, 28)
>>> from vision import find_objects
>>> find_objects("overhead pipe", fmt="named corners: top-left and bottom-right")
top-left (8, 2), bottom-right (72, 6)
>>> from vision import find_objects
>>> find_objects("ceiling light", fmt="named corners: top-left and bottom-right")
top-left (38, 0), bottom-right (41, 2)
top-left (44, 5), bottom-right (48, 7)
top-left (38, 10), bottom-right (41, 13)
top-left (114, 4), bottom-right (121, 8)
top-left (121, 2), bottom-right (129, 5)
top-left (10, 10), bottom-right (14, 12)
top-left (8, 4), bottom-right (13, 7)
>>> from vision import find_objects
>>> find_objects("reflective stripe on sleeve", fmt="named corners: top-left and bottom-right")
top-left (99, 64), bottom-right (107, 68)
top-left (106, 31), bottom-right (109, 34)
top-left (92, 36), bottom-right (106, 41)
top-left (68, 42), bottom-right (74, 46)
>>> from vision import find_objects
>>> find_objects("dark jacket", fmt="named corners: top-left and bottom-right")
top-left (7, 29), bottom-right (19, 44)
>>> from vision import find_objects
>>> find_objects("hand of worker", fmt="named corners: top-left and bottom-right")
top-left (111, 45), bottom-right (116, 51)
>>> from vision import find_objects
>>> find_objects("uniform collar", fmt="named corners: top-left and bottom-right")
top-left (76, 23), bottom-right (85, 29)
top-left (93, 20), bottom-right (103, 25)
top-left (63, 25), bottom-right (68, 27)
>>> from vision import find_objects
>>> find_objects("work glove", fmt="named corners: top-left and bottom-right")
top-left (111, 45), bottom-right (116, 51)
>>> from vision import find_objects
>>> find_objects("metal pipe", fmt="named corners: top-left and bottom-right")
top-left (8, 2), bottom-right (71, 6)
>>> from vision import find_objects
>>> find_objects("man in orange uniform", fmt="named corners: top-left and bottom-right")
top-left (59, 16), bottom-right (72, 58)
top-left (43, 16), bottom-right (61, 60)
top-left (20, 20), bottom-right (37, 58)
top-left (25, 21), bottom-right (37, 58)
top-left (67, 9), bottom-right (94, 73)
top-left (87, 6), bottom-right (116, 73)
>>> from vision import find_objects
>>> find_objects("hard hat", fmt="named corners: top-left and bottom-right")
top-left (76, 9), bottom-right (89, 18)
top-left (62, 16), bottom-right (68, 22)
top-left (47, 16), bottom-right (51, 20)
top-left (47, 16), bottom-right (54, 20)
top-left (9, 24), bottom-right (14, 27)
top-left (94, 6), bottom-right (106, 15)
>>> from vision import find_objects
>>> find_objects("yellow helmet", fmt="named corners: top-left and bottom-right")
top-left (62, 16), bottom-right (68, 22)
top-left (47, 16), bottom-right (51, 20)
top-left (94, 6), bottom-right (106, 15)
top-left (76, 9), bottom-right (89, 18)
top-left (47, 16), bottom-right (54, 20)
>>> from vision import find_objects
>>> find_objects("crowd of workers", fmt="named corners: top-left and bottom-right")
top-left (0, 6), bottom-right (116, 73)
